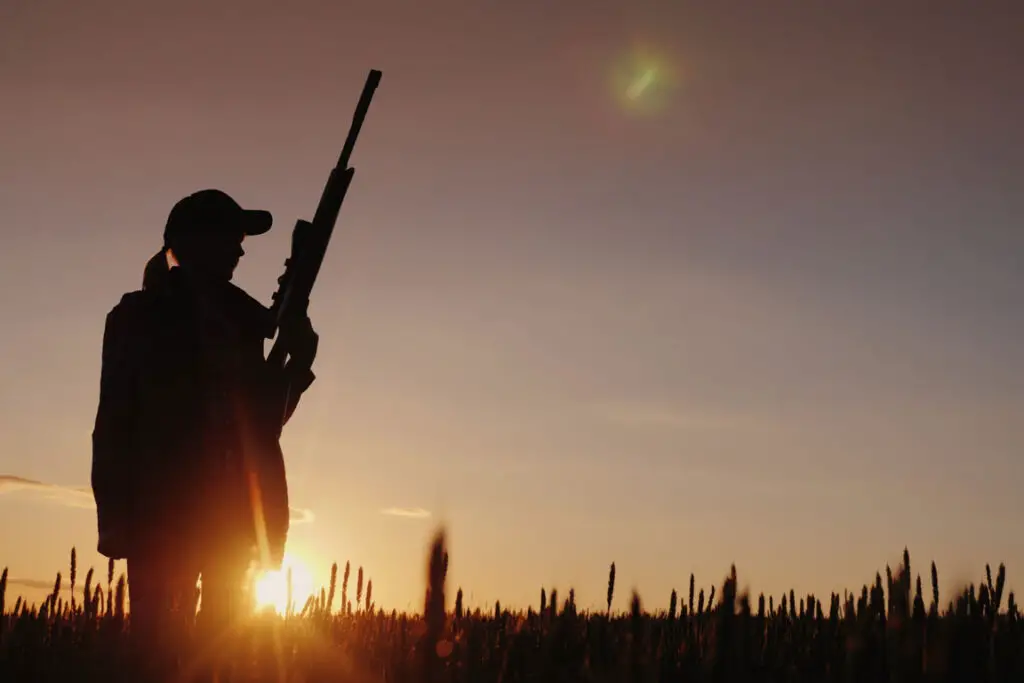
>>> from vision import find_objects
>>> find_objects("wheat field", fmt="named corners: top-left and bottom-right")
top-left (1, 532), bottom-right (1022, 682)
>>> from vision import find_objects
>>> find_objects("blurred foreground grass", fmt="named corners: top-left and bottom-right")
top-left (1, 535), bottom-right (1021, 682)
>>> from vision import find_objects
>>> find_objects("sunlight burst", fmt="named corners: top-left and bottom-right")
top-left (252, 553), bottom-right (315, 615)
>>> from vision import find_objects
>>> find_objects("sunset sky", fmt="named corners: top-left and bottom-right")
top-left (1, 0), bottom-right (1021, 612)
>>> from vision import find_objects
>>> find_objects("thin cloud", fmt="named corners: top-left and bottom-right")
top-left (289, 507), bottom-right (315, 524)
top-left (6, 577), bottom-right (63, 591)
top-left (0, 475), bottom-right (94, 509)
top-left (380, 507), bottom-right (431, 519)
top-left (0, 474), bottom-right (314, 524)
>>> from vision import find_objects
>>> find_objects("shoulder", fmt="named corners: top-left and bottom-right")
top-left (105, 289), bottom-right (158, 330)
top-left (113, 289), bottom-right (149, 309)
top-left (108, 289), bottom-right (146, 316)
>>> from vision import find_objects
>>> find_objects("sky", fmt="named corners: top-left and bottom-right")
top-left (0, 0), bottom-right (1022, 613)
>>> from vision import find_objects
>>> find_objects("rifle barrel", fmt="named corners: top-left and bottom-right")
top-left (337, 69), bottom-right (382, 170)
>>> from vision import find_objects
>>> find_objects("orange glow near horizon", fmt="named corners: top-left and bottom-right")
top-left (253, 552), bottom-right (315, 615)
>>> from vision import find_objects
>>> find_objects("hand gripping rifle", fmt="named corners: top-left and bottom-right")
top-left (266, 69), bottom-right (382, 368)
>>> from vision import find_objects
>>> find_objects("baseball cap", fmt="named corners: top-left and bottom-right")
top-left (164, 189), bottom-right (272, 245)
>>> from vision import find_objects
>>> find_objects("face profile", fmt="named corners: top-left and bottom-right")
top-left (170, 227), bottom-right (246, 283)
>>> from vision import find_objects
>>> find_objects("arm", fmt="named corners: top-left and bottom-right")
top-left (265, 360), bottom-right (316, 433)
top-left (251, 354), bottom-right (315, 569)
top-left (251, 316), bottom-right (318, 568)
top-left (263, 315), bottom-right (318, 433)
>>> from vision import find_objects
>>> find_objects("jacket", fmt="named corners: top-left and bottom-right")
top-left (90, 266), bottom-right (314, 565)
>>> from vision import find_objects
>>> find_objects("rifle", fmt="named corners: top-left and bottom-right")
top-left (267, 69), bottom-right (382, 368)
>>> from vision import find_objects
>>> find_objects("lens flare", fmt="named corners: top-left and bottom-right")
top-left (610, 42), bottom-right (681, 116)
top-left (626, 68), bottom-right (658, 101)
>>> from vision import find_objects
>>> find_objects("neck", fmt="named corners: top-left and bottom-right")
top-left (174, 264), bottom-right (232, 289)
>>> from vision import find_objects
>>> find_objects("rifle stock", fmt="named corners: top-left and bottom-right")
top-left (267, 69), bottom-right (382, 368)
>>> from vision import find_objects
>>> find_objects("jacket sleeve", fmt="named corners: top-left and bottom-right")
top-left (251, 359), bottom-right (314, 568)
top-left (91, 298), bottom-right (140, 556)
top-left (264, 360), bottom-right (315, 436)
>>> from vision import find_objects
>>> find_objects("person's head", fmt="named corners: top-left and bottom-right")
top-left (143, 189), bottom-right (272, 289)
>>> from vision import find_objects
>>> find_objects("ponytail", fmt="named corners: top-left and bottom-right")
top-left (142, 247), bottom-right (171, 290)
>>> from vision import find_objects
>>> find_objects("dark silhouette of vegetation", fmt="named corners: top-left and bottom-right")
top-left (0, 541), bottom-right (1021, 682)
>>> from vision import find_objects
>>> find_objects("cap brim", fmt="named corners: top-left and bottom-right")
top-left (240, 209), bottom-right (273, 236)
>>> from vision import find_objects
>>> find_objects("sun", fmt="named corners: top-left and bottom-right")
top-left (252, 553), bottom-right (315, 615)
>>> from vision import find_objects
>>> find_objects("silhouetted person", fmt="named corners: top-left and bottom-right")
top-left (91, 189), bottom-right (318, 679)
